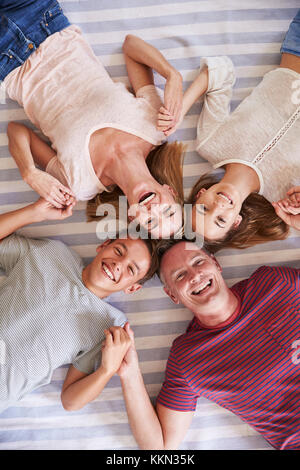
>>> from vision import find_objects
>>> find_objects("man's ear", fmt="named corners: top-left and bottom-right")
top-left (124, 283), bottom-right (142, 294)
top-left (96, 238), bottom-right (111, 253)
top-left (233, 214), bottom-right (242, 229)
top-left (163, 286), bottom-right (180, 304)
top-left (210, 254), bottom-right (222, 272)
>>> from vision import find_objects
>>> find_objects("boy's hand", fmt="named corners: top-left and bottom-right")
top-left (33, 197), bottom-right (76, 221)
top-left (100, 326), bottom-right (132, 377)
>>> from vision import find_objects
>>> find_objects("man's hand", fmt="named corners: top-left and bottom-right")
top-left (159, 70), bottom-right (183, 136)
top-left (100, 326), bottom-right (132, 377)
top-left (25, 168), bottom-right (75, 209)
top-left (33, 197), bottom-right (76, 221)
top-left (273, 187), bottom-right (300, 231)
top-left (117, 322), bottom-right (139, 378)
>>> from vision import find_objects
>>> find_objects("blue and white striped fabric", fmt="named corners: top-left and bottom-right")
top-left (0, 0), bottom-right (299, 450)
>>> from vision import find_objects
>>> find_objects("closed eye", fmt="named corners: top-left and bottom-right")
top-left (176, 272), bottom-right (186, 281)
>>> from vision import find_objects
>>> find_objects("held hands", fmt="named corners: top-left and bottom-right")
top-left (25, 167), bottom-right (75, 209)
top-left (100, 325), bottom-right (133, 377)
top-left (33, 197), bottom-right (76, 221)
top-left (273, 186), bottom-right (300, 231)
top-left (157, 70), bottom-right (183, 137)
top-left (117, 323), bottom-right (139, 378)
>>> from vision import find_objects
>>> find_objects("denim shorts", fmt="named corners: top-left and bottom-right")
top-left (0, 0), bottom-right (70, 81)
top-left (280, 9), bottom-right (300, 58)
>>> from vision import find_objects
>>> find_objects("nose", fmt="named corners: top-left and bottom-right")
top-left (213, 197), bottom-right (226, 208)
top-left (189, 269), bottom-right (202, 284)
top-left (112, 261), bottom-right (122, 280)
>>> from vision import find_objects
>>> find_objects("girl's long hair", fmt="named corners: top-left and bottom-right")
top-left (86, 141), bottom-right (185, 221)
top-left (186, 173), bottom-right (289, 252)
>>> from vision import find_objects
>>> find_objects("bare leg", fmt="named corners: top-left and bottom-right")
top-left (280, 53), bottom-right (300, 74)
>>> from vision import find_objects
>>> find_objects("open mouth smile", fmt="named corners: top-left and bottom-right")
top-left (102, 262), bottom-right (116, 282)
top-left (217, 192), bottom-right (233, 204)
top-left (191, 279), bottom-right (213, 296)
top-left (138, 192), bottom-right (156, 206)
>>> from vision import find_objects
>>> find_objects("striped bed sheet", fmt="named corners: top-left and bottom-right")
top-left (0, 0), bottom-right (299, 450)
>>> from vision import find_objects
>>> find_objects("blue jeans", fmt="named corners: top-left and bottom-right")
top-left (280, 9), bottom-right (300, 58)
top-left (0, 0), bottom-right (70, 81)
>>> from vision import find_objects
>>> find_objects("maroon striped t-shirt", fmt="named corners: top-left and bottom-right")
top-left (157, 266), bottom-right (300, 449)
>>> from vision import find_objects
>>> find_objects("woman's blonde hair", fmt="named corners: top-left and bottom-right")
top-left (86, 141), bottom-right (185, 221)
top-left (187, 173), bottom-right (289, 252)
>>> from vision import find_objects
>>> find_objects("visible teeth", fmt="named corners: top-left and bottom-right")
top-left (218, 193), bottom-right (232, 204)
top-left (103, 264), bottom-right (114, 281)
top-left (140, 193), bottom-right (155, 206)
top-left (192, 280), bottom-right (211, 295)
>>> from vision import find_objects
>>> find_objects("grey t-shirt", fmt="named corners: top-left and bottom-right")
top-left (0, 234), bottom-right (126, 413)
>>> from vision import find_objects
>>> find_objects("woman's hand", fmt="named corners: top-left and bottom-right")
top-left (25, 168), bottom-right (75, 208)
top-left (159, 69), bottom-right (183, 136)
top-left (100, 326), bottom-right (132, 377)
top-left (273, 187), bottom-right (300, 231)
top-left (33, 197), bottom-right (76, 221)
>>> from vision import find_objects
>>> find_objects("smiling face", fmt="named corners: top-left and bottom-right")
top-left (192, 183), bottom-right (243, 241)
top-left (128, 183), bottom-right (183, 238)
top-left (160, 241), bottom-right (230, 315)
top-left (84, 238), bottom-right (152, 297)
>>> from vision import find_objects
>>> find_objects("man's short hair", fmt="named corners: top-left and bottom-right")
top-left (155, 237), bottom-right (212, 283)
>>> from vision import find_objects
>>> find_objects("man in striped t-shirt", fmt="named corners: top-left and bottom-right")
top-left (118, 240), bottom-right (300, 449)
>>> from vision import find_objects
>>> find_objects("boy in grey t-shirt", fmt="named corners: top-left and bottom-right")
top-left (0, 198), bottom-right (157, 413)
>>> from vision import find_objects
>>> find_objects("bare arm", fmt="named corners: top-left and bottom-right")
top-left (118, 324), bottom-right (194, 449)
top-left (61, 327), bottom-right (131, 411)
top-left (122, 34), bottom-right (183, 133)
top-left (7, 122), bottom-right (75, 208)
top-left (0, 198), bottom-right (74, 241)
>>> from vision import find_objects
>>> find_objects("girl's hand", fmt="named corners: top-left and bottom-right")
top-left (25, 168), bottom-right (75, 209)
top-left (33, 197), bottom-right (76, 221)
top-left (272, 202), bottom-right (300, 231)
top-left (157, 106), bottom-right (183, 137)
top-left (286, 186), bottom-right (300, 208)
top-left (101, 326), bottom-right (132, 377)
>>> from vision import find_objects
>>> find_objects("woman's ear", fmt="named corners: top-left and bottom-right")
top-left (164, 184), bottom-right (177, 198)
top-left (196, 188), bottom-right (206, 199)
top-left (233, 214), bottom-right (242, 229)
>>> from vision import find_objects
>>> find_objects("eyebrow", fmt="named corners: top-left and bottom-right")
top-left (170, 254), bottom-right (202, 277)
top-left (163, 206), bottom-right (175, 218)
top-left (118, 242), bottom-right (140, 273)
